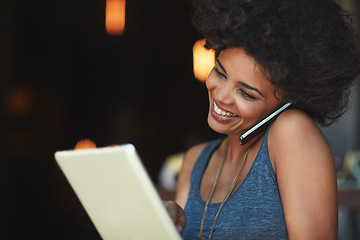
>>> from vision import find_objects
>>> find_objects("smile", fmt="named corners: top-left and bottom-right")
top-left (213, 102), bottom-right (238, 117)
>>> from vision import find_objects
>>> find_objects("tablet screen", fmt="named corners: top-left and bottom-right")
top-left (55, 144), bottom-right (182, 240)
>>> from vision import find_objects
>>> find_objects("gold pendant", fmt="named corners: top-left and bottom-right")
top-left (198, 235), bottom-right (209, 240)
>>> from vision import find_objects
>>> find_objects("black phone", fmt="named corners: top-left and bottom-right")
top-left (239, 103), bottom-right (292, 145)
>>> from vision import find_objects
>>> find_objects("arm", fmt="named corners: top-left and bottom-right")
top-left (269, 109), bottom-right (338, 240)
top-left (163, 143), bottom-right (206, 233)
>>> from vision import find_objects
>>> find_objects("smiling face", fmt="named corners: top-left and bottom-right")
top-left (206, 47), bottom-right (283, 137)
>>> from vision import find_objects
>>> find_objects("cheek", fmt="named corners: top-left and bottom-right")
top-left (205, 70), bottom-right (217, 91)
top-left (205, 80), bottom-right (211, 92)
top-left (235, 99), bottom-right (264, 120)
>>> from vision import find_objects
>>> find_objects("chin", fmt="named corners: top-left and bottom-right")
top-left (207, 115), bottom-right (231, 135)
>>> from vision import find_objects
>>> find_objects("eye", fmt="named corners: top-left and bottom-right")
top-left (214, 67), bottom-right (226, 79)
top-left (239, 89), bottom-right (256, 100)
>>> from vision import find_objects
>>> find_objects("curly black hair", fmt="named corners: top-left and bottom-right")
top-left (192, 0), bottom-right (360, 126)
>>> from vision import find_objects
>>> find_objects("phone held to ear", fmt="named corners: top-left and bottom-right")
top-left (239, 103), bottom-right (292, 145)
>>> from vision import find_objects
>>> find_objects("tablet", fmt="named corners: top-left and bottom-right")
top-left (55, 144), bottom-right (182, 240)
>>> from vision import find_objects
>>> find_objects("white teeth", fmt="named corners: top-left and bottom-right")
top-left (213, 102), bottom-right (237, 117)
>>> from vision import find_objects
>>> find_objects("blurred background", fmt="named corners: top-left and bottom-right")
top-left (0, 0), bottom-right (359, 239)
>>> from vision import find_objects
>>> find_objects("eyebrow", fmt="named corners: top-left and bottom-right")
top-left (216, 58), bottom-right (264, 97)
top-left (216, 58), bottom-right (227, 74)
top-left (240, 82), bottom-right (264, 97)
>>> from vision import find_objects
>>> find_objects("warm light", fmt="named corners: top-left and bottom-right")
top-left (193, 39), bottom-right (215, 82)
top-left (106, 0), bottom-right (126, 35)
top-left (5, 85), bottom-right (33, 117)
top-left (75, 139), bottom-right (97, 150)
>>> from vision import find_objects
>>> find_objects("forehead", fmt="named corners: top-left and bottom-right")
top-left (218, 48), bottom-right (276, 96)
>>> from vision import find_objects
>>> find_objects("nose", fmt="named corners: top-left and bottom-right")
top-left (216, 81), bottom-right (233, 104)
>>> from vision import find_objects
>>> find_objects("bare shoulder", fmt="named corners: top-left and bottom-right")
top-left (175, 141), bottom-right (208, 208)
top-left (269, 108), bottom-right (323, 142)
top-left (268, 108), bottom-right (332, 167)
top-left (181, 141), bottom-right (209, 177)
top-left (183, 142), bottom-right (209, 166)
top-left (268, 109), bottom-right (338, 239)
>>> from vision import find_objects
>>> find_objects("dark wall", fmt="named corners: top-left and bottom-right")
top-left (0, 0), bottom-right (219, 238)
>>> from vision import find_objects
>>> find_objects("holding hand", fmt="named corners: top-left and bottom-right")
top-left (163, 201), bottom-right (186, 234)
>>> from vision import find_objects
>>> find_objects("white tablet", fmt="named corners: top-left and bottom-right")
top-left (55, 144), bottom-right (182, 240)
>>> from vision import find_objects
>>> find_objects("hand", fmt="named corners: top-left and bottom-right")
top-left (163, 200), bottom-right (186, 234)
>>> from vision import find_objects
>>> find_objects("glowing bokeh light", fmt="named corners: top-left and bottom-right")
top-left (193, 39), bottom-right (215, 82)
top-left (5, 85), bottom-right (33, 117)
top-left (106, 0), bottom-right (126, 35)
top-left (74, 139), bottom-right (97, 150)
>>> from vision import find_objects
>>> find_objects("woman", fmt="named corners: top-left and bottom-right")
top-left (167, 0), bottom-right (360, 239)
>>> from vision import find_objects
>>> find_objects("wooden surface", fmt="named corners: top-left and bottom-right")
top-left (156, 186), bottom-right (176, 201)
top-left (338, 185), bottom-right (360, 208)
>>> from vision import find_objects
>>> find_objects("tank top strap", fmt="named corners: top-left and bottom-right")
top-left (189, 138), bottom-right (223, 200)
top-left (243, 124), bottom-right (277, 185)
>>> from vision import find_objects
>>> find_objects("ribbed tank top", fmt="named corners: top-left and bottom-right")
top-left (183, 128), bottom-right (289, 239)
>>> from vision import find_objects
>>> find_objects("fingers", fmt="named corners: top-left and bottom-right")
top-left (163, 201), bottom-right (186, 233)
top-left (175, 211), bottom-right (186, 233)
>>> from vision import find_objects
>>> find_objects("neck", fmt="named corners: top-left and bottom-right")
top-left (225, 133), bottom-right (263, 164)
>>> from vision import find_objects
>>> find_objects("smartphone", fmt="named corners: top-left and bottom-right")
top-left (239, 103), bottom-right (292, 145)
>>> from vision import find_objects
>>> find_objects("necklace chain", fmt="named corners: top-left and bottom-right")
top-left (198, 139), bottom-right (252, 240)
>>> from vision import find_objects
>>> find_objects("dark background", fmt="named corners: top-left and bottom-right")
top-left (0, 0), bottom-right (219, 239)
top-left (1, 0), bottom-right (360, 239)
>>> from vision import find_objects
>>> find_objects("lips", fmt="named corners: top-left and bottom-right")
top-left (213, 101), bottom-right (238, 117)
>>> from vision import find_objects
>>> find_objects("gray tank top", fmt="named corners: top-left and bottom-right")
top-left (183, 128), bottom-right (289, 239)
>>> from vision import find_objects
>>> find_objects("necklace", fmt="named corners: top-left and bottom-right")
top-left (198, 139), bottom-right (252, 240)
